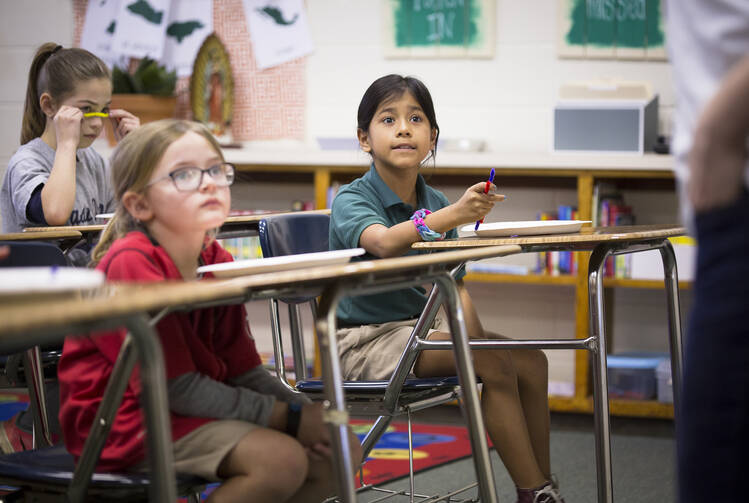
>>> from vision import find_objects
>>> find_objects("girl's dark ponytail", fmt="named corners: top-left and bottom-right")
top-left (20, 43), bottom-right (58, 145)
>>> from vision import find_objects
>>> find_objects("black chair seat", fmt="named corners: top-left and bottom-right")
top-left (0, 446), bottom-right (207, 499)
top-left (296, 376), bottom-right (464, 394)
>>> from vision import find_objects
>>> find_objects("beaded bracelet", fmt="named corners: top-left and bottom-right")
top-left (410, 209), bottom-right (445, 241)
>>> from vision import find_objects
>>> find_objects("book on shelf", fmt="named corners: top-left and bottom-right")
top-left (535, 205), bottom-right (579, 276)
top-left (592, 181), bottom-right (620, 226)
top-left (593, 182), bottom-right (636, 277)
top-left (219, 236), bottom-right (263, 261)
top-left (326, 182), bottom-right (340, 209)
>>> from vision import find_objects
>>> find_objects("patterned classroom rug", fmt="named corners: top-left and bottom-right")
top-left (0, 397), bottom-right (476, 499)
top-left (351, 418), bottom-right (476, 487)
top-left (0, 392), bottom-right (29, 421)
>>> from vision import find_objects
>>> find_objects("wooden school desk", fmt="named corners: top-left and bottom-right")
top-left (413, 224), bottom-right (686, 503)
top-left (1, 244), bottom-right (519, 503)
top-left (217, 208), bottom-right (331, 239)
top-left (0, 229), bottom-right (83, 252)
top-left (213, 244), bottom-right (522, 503)
top-left (22, 208), bottom-right (332, 241)
top-left (0, 280), bottom-right (247, 502)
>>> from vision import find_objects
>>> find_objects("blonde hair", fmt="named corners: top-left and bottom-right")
top-left (91, 119), bottom-right (225, 265)
top-left (21, 43), bottom-right (110, 145)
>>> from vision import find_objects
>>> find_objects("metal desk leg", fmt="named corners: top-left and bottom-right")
top-left (658, 239), bottom-right (684, 413)
top-left (316, 284), bottom-right (357, 503)
top-left (127, 315), bottom-right (178, 503)
top-left (67, 315), bottom-right (176, 503)
top-left (436, 274), bottom-right (498, 503)
top-left (588, 245), bottom-right (614, 503)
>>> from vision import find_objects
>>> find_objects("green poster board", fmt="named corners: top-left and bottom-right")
top-left (384, 0), bottom-right (495, 58)
top-left (558, 0), bottom-right (666, 60)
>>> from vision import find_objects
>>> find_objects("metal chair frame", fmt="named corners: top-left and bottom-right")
top-left (259, 215), bottom-right (488, 502)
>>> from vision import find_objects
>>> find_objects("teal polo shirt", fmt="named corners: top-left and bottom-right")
top-left (329, 164), bottom-right (461, 325)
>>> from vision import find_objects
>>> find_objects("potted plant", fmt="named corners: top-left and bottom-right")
top-left (108, 57), bottom-right (177, 144)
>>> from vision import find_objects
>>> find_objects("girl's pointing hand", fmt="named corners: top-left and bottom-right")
top-left (453, 181), bottom-right (506, 222)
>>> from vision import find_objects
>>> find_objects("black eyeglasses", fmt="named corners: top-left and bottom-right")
top-left (147, 162), bottom-right (235, 192)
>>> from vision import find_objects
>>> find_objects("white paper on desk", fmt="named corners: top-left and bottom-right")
top-left (111, 0), bottom-right (171, 60)
top-left (242, 0), bottom-right (314, 71)
top-left (161, 0), bottom-right (212, 77)
top-left (80, 0), bottom-right (122, 66)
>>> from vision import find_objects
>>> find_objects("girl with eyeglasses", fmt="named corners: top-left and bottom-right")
top-left (59, 119), bottom-right (360, 502)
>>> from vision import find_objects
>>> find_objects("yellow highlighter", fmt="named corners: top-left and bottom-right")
top-left (83, 112), bottom-right (109, 118)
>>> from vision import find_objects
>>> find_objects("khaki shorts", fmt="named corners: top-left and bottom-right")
top-left (134, 419), bottom-right (259, 481)
top-left (337, 309), bottom-right (449, 381)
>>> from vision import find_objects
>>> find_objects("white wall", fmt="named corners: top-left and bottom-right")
top-left (0, 1), bottom-right (675, 174)
top-left (0, 1), bottom-right (74, 183)
top-left (305, 1), bottom-right (674, 151)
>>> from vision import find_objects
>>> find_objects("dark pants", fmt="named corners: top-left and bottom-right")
top-left (677, 190), bottom-right (749, 501)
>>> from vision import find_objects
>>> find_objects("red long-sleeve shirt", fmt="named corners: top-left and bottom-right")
top-left (58, 231), bottom-right (262, 471)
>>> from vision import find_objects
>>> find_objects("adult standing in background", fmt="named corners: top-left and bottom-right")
top-left (666, 1), bottom-right (749, 501)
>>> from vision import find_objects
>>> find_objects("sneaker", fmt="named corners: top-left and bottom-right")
top-left (0, 413), bottom-right (32, 454)
top-left (516, 481), bottom-right (565, 503)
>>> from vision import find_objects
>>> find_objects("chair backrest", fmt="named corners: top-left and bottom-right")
top-left (258, 212), bottom-right (330, 258)
top-left (0, 241), bottom-right (68, 449)
top-left (0, 241), bottom-right (68, 268)
top-left (258, 213), bottom-right (330, 305)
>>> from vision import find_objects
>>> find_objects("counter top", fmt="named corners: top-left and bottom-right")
top-left (222, 148), bottom-right (674, 171)
top-left (93, 139), bottom-right (673, 172)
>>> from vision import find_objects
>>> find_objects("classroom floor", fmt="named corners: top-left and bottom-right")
top-left (0, 390), bottom-right (675, 502)
top-left (354, 405), bottom-right (676, 503)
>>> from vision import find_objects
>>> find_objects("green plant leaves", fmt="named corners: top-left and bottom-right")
top-left (112, 57), bottom-right (176, 96)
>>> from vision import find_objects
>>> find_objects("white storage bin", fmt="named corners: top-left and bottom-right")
top-left (656, 357), bottom-right (673, 404)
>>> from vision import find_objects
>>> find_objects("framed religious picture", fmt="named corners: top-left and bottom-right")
top-left (190, 33), bottom-right (234, 138)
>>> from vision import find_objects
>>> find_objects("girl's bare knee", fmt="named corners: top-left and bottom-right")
top-left (474, 349), bottom-right (517, 384)
top-left (526, 348), bottom-right (548, 369)
top-left (227, 432), bottom-right (308, 492)
top-left (269, 439), bottom-right (309, 488)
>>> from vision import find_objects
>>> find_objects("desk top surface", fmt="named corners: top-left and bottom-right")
top-left (413, 224), bottom-right (687, 250)
top-left (22, 209), bottom-right (332, 234)
top-left (0, 230), bottom-right (83, 241)
top-left (0, 244), bottom-right (520, 337)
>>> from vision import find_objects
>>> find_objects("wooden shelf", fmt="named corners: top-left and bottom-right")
top-left (603, 277), bottom-right (692, 289)
top-left (465, 272), bottom-right (690, 290)
top-left (549, 395), bottom-right (674, 419)
top-left (464, 272), bottom-right (576, 286)
top-left (219, 151), bottom-right (681, 420)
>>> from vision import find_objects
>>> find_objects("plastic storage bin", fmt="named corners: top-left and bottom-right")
top-left (656, 357), bottom-right (673, 403)
top-left (606, 353), bottom-right (666, 400)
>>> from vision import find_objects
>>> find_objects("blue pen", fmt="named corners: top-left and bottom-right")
top-left (474, 168), bottom-right (495, 231)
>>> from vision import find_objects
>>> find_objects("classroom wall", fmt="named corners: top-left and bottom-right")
top-left (0, 1), bottom-right (675, 174)
top-left (305, 1), bottom-right (674, 151)
top-left (0, 1), bottom-right (74, 183)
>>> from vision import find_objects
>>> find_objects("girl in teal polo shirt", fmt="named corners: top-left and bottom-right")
top-left (329, 74), bottom-right (565, 503)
